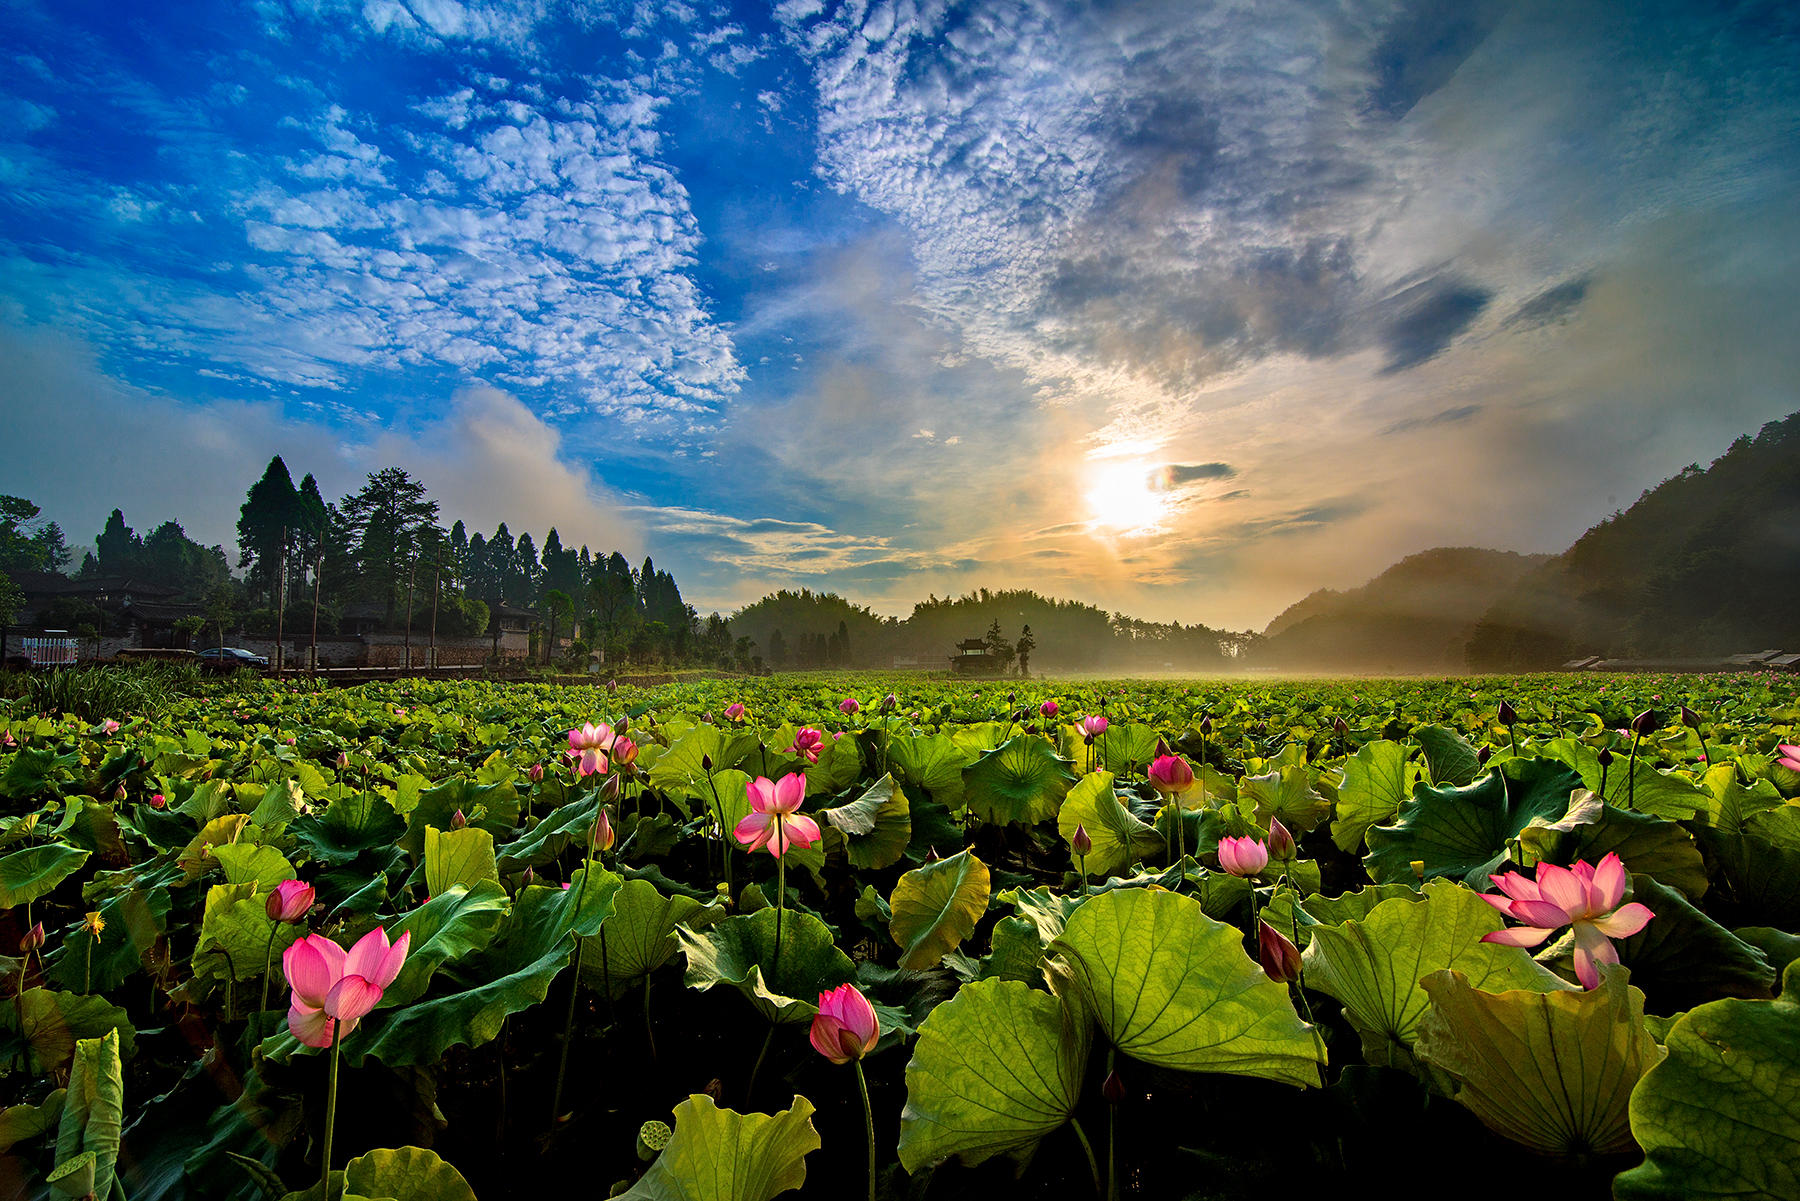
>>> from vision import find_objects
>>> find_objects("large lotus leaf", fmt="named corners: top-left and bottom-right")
top-left (400, 778), bottom-right (519, 858)
top-left (679, 907), bottom-right (855, 1025)
top-left (0, 745), bottom-right (80, 801)
top-left (44, 884), bottom-right (169, 994)
top-left (1241, 765), bottom-right (1332, 835)
top-left (648, 725), bottom-right (764, 797)
top-left (1057, 772), bottom-right (1161, 879)
top-left (249, 778), bottom-right (309, 828)
top-left (619, 1094), bottom-right (818, 1201)
top-left (0, 1088), bottom-right (63, 1154)
top-left (897, 978), bottom-right (1091, 1172)
top-left (1363, 759), bottom-right (1581, 886)
top-left (0, 844), bottom-right (90, 909)
top-left (1695, 765), bottom-right (1783, 833)
top-left (803, 731), bottom-right (862, 795)
top-left (423, 826), bottom-right (499, 897)
top-left (288, 793), bottom-right (407, 866)
top-left (890, 850), bottom-right (991, 971)
top-left (1045, 888), bottom-right (1323, 1085)
top-left (1734, 927), bottom-right (1800, 982)
top-left (1614, 960), bottom-right (1800, 1200)
top-left (961, 737), bottom-right (1075, 827)
top-left (822, 774), bottom-right (912, 871)
top-left (1699, 805), bottom-right (1800, 928)
top-left (179, 814), bottom-right (252, 879)
top-left (1, 989), bottom-right (136, 1076)
top-left (1090, 723), bottom-right (1161, 775)
top-left (191, 882), bottom-right (303, 989)
top-left (979, 888), bottom-right (1084, 985)
top-left (1414, 966), bottom-right (1659, 1157)
top-left (950, 722), bottom-right (1016, 758)
top-left (341, 1145), bottom-right (476, 1201)
top-left (1515, 790), bottom-right (1707, 899)
top-left (494, 791), bottom-right (599, 872)
top-left (210, 843), bottom-right (296, 891)
top-left (1538, 738), bottom-right (1706, 820)
top-left (1414, 724), bottom-right (1479, 786)
top-left (377, 880), bottom-right (512, 1007)
top-left (579, 878), bottom-right (725, 999)
top-left (53, 1030), bottom-right (122, 1201)
top-left (1333, 741), bottom-right (1419, 852)
top-left (1301, 880), bottom-right (1572, 1069)
top-left (885, 734), bottom-right (970, 809)
top-left (1539, 875), bottom-right (1774, 1011)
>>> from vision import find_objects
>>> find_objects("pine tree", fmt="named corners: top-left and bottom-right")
top-left (237, 457), bottom-right (300, 606)
top-left (338, 468), bottom-right (440, 623)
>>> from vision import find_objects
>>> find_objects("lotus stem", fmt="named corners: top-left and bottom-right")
top-left (1105, 1048), bottom-right (1118, 1201)
top-left (321, 1027), bottom-right (341, 1200)
top-left (550, 937), bottom-right (583, 1129)
top-left (1070, 1116), bottom-right (1103, 1199)
top-left (746, 1022), bottom-right (776, 1105)
top-left (1626, 734), bottom-right (1640, 811)
top-left (260, 925), bottom-right (279, 1014)
top-left (773, 837), bottom-right (785, 983)
top-left (854, 1058), bottom-right (876, 1201)
top-left (643, 975), bottom-right (657, 1063)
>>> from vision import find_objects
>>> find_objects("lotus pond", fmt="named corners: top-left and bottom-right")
top-left (2, 670), bottom-right (1798, 1200)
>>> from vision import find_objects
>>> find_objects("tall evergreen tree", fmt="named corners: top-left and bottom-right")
top-left (338, 468), bottom-right (440, 623)
top-left (95, 509), bottom-right (144, 576)
top-left (237, 456), bottom-right (300, 606)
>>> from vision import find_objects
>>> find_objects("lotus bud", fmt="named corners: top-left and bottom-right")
top-left (840, 697), bottom-right (860, 716)
top-left (451, 808), bottom-right (468, 830)
top-left (1147, 753), bottom-right (1194, 795)
top-left (149, 792), bottom-right (166, 809)
top-left (617, 716), bottom-right (630, 735)
top-left (522, 866), bottom-right (535, 887)
top-left (1333, 716), bottom-right (1348, 735)
top-left (600, 774), bottom-right (622, 803)
top-left (1258, 920), bottom-right (1302, 984)
top-left (701, 754), bottom-right (713, 773)
top-left (265, 878), bottom-right (316, 923)
top-left (1680, 705), bottom-right (1701, 730)
top-left (724, 702), bottom-right (746, 721)
top-left (607, 678), bottom-right (618, 693)
top-left (19, 922), bottom-right (44, 953)
top-left (612, 737), bottom-right (640, 772)
top-left (1071, 825), bottom-right (1093, 857)
top-left (925, 845), bottom-right (940, 863)
top-left (1006, 692), bottom-right (1015, 704)
top-left (1199, 715), bottom-right (1213, 735)
top-left (528, 762), bottom-right (544, 782)
top-left (1631, 708), bottom-right (1659, 737)
top-left (112, 783), bottom-right (127, 803)
top-left (881, 693), bottom-right (898, 712)
top-left (592, 808), bottom-right (615, 854)
top-left (1102, 1068), bottom-right (1127, 1106)
top-left (1040, 700), bottom-right (1059, 718)
top-left (1497, 699), bottom-right (1517, 726)
top-left (336, 751), bottom-right (350, 770)
top-left (1476, 745), bottom-right (1492, 765)
top-left (1080, 715), bottom-right (1108, 739)
top-left (1267, 817), bottom-right (1295, 861)
top-left (1597, 747), bottom-right (1614, 767)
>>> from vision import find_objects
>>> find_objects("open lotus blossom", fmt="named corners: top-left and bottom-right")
top-left (283, 926), bottom-right (411, 1048)
top-left (1777, 743), bottom-right (1800, 771)
top-left (1478, 853), bottom-right (1654, 989)
top-left (723, 702), bottom-right (746, 721)
top-left (1217, 835), bottom-right (1269, 878)
top-left (734, 773), bottom-right (821, 857)
top-left (789, 727), bottom-right (826, 763)
top-left (1148, 753), bottom-right (1195, 795)
top-left (840, 697), bottom-right (861, 716)
top-left (810, 982), bottom-right (880, 1064)
top-left (102, 719), bottom-right (120, 735)
top-left (568, 722), bottom-right (615, 777)
top-left (1080, 715), bottom-right (1108, 738)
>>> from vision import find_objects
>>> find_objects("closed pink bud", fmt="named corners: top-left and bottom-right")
top-left (840, 697), bottom-right (860, 716)
top-left (809, 983), bottom-right (879, 1064)
top-left (149, 792), bottom-right (166, 809)
top-left (611, 737), bottom-right (639, 770)
top-left (336, 751), bottom-right (350, 770)
top-left (1258, 920), bottom-right (1302, 984)
top-left (592, 808), bottom-right (615, 854)
top-left (113, 783), bottom-right (128, 802)
top-left (528, 762), bottom-right (544, 782)
top-left (1148, 754), bottom-right (1194, 795)
top-left (724, 703), bottom-right (746, 721)
top-left (1080, 715), bottom-right (1108, 738)
top-left (1267, 818), bottom-right (1295, 861)
top-left (1071, 824), bottom-right (1093, 857)
top-left (266, 878), bottom-right (316, 923)
top-left (1217, 835), bottom-right (1269, 878)
top-left (1040, 700), bottom-right (1059, 717)
top-left (451, 808), bottom-right (467, 830)
top-left (19, 922), bottom-right (44, 953)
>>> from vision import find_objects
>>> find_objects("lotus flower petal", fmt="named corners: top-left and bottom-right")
top-left (1588, 852), bottom-right (1628, 913)
top-left (1588, 901), bottom-right (1654, 939)
top-left (288, 999), bottom-right (334, 1048)
top-left (1480, 925), bottom-right (1556, 948)
top-left (1571, 922), bottom-right (1620, 990)
top-left (734, 810), bottom-right (773, 852)
top-left (746, 777), bottom-right (777, 814)
top-left (1535, 862), bottom-right (1587, 916)
top-left (324, 974), bottom-right (383, 1023)
top-left (284, 935), bottom-right (346, 1008)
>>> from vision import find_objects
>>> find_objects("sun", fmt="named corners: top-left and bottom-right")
top-left (1085, 461), bottom-right (1169, 535)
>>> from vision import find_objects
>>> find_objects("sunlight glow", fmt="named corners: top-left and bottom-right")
top-left (1086, 460), bottom-right (1169, 535)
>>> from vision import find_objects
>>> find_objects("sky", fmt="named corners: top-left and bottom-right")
top-left (1, 0), bottom-right (1796, 630)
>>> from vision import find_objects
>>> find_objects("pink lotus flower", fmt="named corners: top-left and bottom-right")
top-left (1148, 753), bottom-right (1195, 795)
top-left (283, 926), bottom-right (410, 1048)
top-left (734, 773), bottom-right (821, 858)
top-left (840, 697), bottom-right (861, 716)
top-left (266, 879), bottom-right (316, 923)
top-left (724, 702), bottom-right (746, 721)
top-left (1777, 743), bottom-right (1800, 772)
top-left (1080, 715), bottom-right (1108, 738)
top-left (568, 722), bottom-right (615, 778)
top-left (611, 737), bottom-right (639, 771)
top-left (810, 982), bottom-right (879, 1064)
top-left (1040, 700), bottom-right (1059, 718)
top-left (1479, 853), bottom-right (1654, 989)
top-left (1266, 818), bottom-right (1295, 861)
top-left (591, 808), bottom-right (615, 854)
top-left (789, 727), bottom-right (826, 764)
top-left (1217, 835), bottom-right (1268, 878)
top-left (149, 793), bottom-right (166, 810)
top-left (528, 762), bottom-right (544, 782)
top-left (102, 719), bottom-right (120, 735)
top-left (1258, 920), bottom-right (1301, 984)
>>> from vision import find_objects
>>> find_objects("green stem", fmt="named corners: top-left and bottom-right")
top-left (746, 1022), bottom-right (776, 1106)
top-left (643, 976), bottom-right (658, 1063)
top-left (706, 768), bottom-right (731, 894)
top-left (1105, 1048), bottom-right (1117, 1201)
top-left (1077, 853), bottom-right (1087, 897)
top-left (550, 938), bottom-right (584, 1128)
top-left (1626, 735), bottom-right (1641, 811)
top-left (260, 925), bottom-right (278, 1014)
top-left (854, 1058), bottom-right (876, 1201)
top-left (1698, 733), bottom-right (1713, 768)
top-left (774, 839), bottom-right (785, 983)
top-left (321, 1029), bottom-right (341, 1201)
top-left (1069, 1116), bottom-right (1103, 1199)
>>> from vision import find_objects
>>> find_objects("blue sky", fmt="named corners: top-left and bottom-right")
top-left (2, 0), bottom-right (1797, 627)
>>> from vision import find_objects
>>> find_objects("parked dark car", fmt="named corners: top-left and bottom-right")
top-left (196, 647), bottom-right (269, 671)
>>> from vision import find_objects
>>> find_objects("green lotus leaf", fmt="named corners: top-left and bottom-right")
top-left (53, 1030), bottom-right (122, 1201)
top-left (1333, 740), bottom-right (1419, 852)
top-left (648, 725), bottom-right (764, 797)
top-left (1515, 790), bottom-right (1708, 899)
top-left (0, 1088), bottom-right (64, 1154)
top-left (1413, 724), bottom-right (1479, 786)
top-left (1733, 926), bottom-right (1800, 982)
top-left (1057, 772), bottom-right (1161, 879)
top-left (341, 1145), bottom-right (476, 1201)
top-left (289, 793), bottom-right (407, 866)
top-left (191, 882), bottom-right (303, 989)
top-left (1046, 888), bottom-right (1323, 1085)
top-left (1414, 966), bottom-right (1658, 1156)
top-left (822, 774), bottom-right (912, 870)
top-left (0, 745), bottom-right (81, 802)
top-left (803, 731), bottom-right (862, 795)
top-left (377, 880), bottom-right (513, 1007)
top-left (897, 978), bottom-right (1091, 1172)
top-left (950, 721), bottom-right (1016, 758)
top-left (1, 988), bottom-right (136, 1076)
top-left (211, 843), bottom-right (296, 891)
top-left (579, 877), bottom-right (725, 999)
top-left (679, 907), bottom-right (855, 1025)
top-left (885, 734), bottom-right (970, 808)
top-left (45, 884), bottom-right (170, 994)
top-left (619, 1094), bottom-right (819, 1201)
top-left (1301, 879), bottom-right (1572, 1068)
top-left (1538, 738), bottom-right (1706, 820)
top-left (1241, 765), bottom-right (1332, 835)
top-left (961, 736), bottom-right (1075, 827)
top-left (1364, 759), bottom-right (1581, 886)
top-left (249, 778), bottom-right (308, 828)
top-left (1092, 723), bottom-right (1161, 775)
top-left (400, 778), bottom-right (519, 858)
top-left (0, 844), bottom-right (90, 909)
top-left (1614, 961), bottom-right (1800, 1199)
top-left (1698, 804), bottom-right (1800, 928)
top-left (978, 887), bottom-right (1084, 985)
top-left (423, 826), bottom-right (499, 897)
top-left (1695, 764), bottom-right (1783, 833)
top-left (1540, 874), bottom-right (1774, 1011)
top-left (494, 791), bottom-right (599, 871)
top-left (889, 850), bottom-right (991, 971)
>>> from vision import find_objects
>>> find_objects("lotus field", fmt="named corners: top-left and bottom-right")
top-left (4, 671), bottom-right (1800, 1200)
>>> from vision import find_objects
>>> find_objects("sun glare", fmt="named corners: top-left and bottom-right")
top-left (1086, 461), bottom-right (1169, 535)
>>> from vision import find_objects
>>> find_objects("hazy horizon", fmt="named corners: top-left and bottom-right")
top-left (3, 0), bottom-right (1796, 630)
